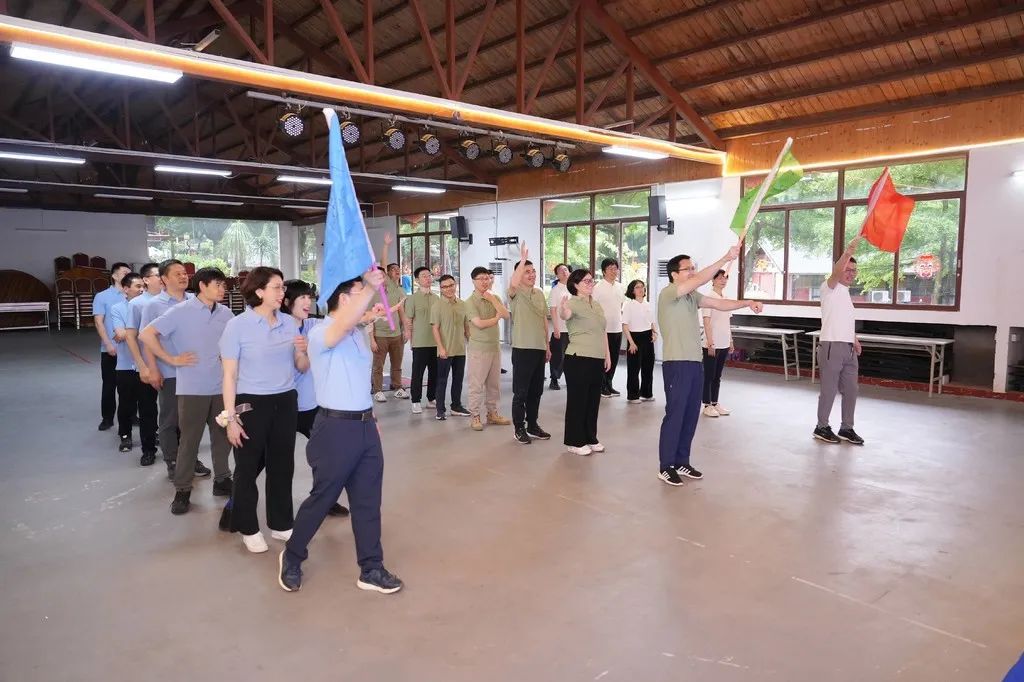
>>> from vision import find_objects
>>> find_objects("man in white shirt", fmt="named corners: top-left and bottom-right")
top-left (547, 263), bottom-right (571, 390)
top-left (592, 258), bottom-right (625, 397)
top-left (815, 235), bottom-right (865, 446)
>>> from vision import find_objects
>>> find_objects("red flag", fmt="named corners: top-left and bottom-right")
top-left (861, 169), bottom-right (915, 253)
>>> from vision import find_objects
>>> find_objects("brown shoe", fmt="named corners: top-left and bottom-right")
top-left (487, 411), bottom-right (511, 426)
top-left (470, 415), bottom-right (484, 431)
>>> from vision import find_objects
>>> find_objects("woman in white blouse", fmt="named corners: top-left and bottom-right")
top-left (701, 269), bottom-right (734, 417)
top-left (621, 280), bottom-right (658, 404)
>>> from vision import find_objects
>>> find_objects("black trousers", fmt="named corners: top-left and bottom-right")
top-left (231, 390), bottom-right (297, 535)
top-left (603, 332), bottom-right (622, 390)
top-left (435, 355), bottom-right (466, 416)
top-left (115, 370), bottom-right (157, 452)
top-left (511, 348), bottom-right (546, 429)
top-left (626, 330), bottom-right (656, 400)
top-left (296, 407), bottom-right (319, 438)
top-left (100, 352), bottom-right (117, 422)
top-left (563, 354), bottom-right (604, 447)
top-left (548, 332), bottom-right (568, 382)
top-left (286, 412), bottom-right (384, 572)
top-left (702, 347), bottom-right (729, 404)
top-left (410, 346), bottom-right (438, 404)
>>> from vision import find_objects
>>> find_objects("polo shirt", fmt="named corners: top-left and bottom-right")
top-left (820, 282), bottom-right (856, 343)
top-left (508, 286), bottom-right (547, 351)
top-left (621, 298), bottom-right (654, 332)
top-left (295, 317), bottom-right (322, 412)
top-left (219, 309), bottom-right (299, 395)
top-left (150, 297), bottom-right (234, 396)
top-left (465, 290), bottom-right (502, 351)
top-left (140, 291), bottom-right (193, 379)
top-left (700, 290), bottom-right (732, 349)
top-left (430, 297), bottom-right (468, 357)
top-left (92, 285), bottom-right (125, 352)
top-left (548, 282), bottom-right (570, 335)
top-left (592, 279), bottom-right (625, 333)
top-left (372, 279), bottom-right (405, 338)
top-left (308, 322), bottom-right (373, 412)
top-left (128, 291), bottom-right (156, 331)
top-left (108, 300), bottom-right (136, 371)
top-left (405, 290), bottom-right (439, 348)
top-left (565, 297), bottom-right (607, 359)
top-left (658, 285), bottom-right (704, 362)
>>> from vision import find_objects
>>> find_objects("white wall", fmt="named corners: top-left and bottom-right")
top-left (277, 221), bottom-right (299, 280)
top-left (0, 208), bottom-right (149, 286)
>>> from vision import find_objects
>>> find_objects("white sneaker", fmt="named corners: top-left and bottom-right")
top-left (589, 442), bottom-right (606, 453)
top-left (702, 404), bottom-right (719, 417)
top-left (714, 404), bottom-right (731, 416)
top-left (627, 398), bottom-right (642, 404)
top-left (411, 402), bottom-right (423, 414)
top-left (374, 391), bottom-right (387, 403)
top-left (393, 388), bottom-right (409, 399)
top-left (242, 532), bottom-right (268, 553)
top-left (270, 528), bottom-right (293, 541)
top-left (427, 400), bottom-right (436, 408)
top-left (567, 445), bottom-right (593, 456)
top-left (641, 396), bottom-right (656, 402)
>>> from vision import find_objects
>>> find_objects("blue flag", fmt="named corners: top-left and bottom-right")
top-left (318, 108), bottom-right (375, 308)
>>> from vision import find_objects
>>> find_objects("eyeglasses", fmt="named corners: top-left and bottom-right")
top-left (440, 283), bottom-right (456, 289)
top-left (579, 278), bottom-right (595, 285)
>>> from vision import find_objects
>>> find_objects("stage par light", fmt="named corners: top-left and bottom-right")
top-left (458, 138), bottom-right (481, 160)
top-left (492, 142), bottom-right (513, 165)
top-left (339, 120), bottom-right (360, 145)
top-left (383, 126), bottom-right (406, 151)
top-left (418, 133), bottom-right (441, 156)
top-left (524, 147), bottom-right (545, 169)
top-left (278, 112), bottom-right (304, 137)
top-left (551, 152), bottom-right (572, 173)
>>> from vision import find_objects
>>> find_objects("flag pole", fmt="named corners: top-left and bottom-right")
top-left (725, 136), bottom-right (793, 274)
top-left (365, 229), bottom-right (396, 331)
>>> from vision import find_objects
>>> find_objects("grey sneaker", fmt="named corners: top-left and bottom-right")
top-left (357, 566), bottom-right (403, 594)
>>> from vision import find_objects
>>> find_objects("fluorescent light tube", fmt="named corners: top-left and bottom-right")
top-left (430, 211), bottom-right (459, 219)
top-left (392, 185), bottom-right (446, 194)
top-left (282, 205), bottom-right (325, 210)
top-left (0, 151), bottom-right (85, 165)
top-left (155, 165), bottom-right (231, 177)
top-left (603, 146), bottom-right (669, 160)
top-left (276, 175), bottom-right (332, 185)
top-left (192, 199), bottom-right (244, 206)
top-left (11, 43), bottom-right (182, 83)
top-left (94, 193), bottom-right (154, 201)
top-left (0, 187), bottom-right (29, 193)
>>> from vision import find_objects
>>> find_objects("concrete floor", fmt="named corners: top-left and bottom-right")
top-left (1, 329), bottom-right (1022, 681)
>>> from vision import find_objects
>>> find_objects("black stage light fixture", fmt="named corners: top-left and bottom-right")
top-left (339, 120), bottom-right (360, 146)
top-left (458, 138), bottom-right (481, 160)
top-left (278, 112), bottom-right (304, 137)
top-left (491, 142), bottom-right (513, 165)
top-left (383, 125), bottom-right (406, 151)
top-left (524, 146), bottom-right (546, 169)
top-left (418, 133), bottom-right (441, 156)
top-left (551, 152), bottom-right (572, 173)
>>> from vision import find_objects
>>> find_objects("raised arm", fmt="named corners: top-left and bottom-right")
top-left (827, 234), bottom-right (862, 289)
top-left (701, 297), bottom-right (764, 314)
top-left (322, 268), bottom-right (385, 348)
top-left (508, 243), bottom-right (529, 296)
top-left (379, 231), bottom-right (393, 269)
top-left (674, 245), bottom-right (741, 297)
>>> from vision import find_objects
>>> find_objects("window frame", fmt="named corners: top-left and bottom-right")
top-left (737, 153), bottom-right (968, 311)
top-left (396, 211), bottom-right (461, 295)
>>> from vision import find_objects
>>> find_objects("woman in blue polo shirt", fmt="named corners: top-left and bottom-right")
top-left (220, 267), bottom-right (309, 554)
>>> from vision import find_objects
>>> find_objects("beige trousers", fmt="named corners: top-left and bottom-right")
top-left (466, 347), bottom-right (501, 417)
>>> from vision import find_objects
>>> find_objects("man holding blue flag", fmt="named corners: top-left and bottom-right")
top-left (279, 108), bottom-right (403, 594)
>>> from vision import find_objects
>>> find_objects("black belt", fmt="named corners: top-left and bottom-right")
top-left (320, 407), bottom-right (375, 421)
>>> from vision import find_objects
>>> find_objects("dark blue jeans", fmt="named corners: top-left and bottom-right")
top-left (435, 355), bottom-right (466, 417)
top-left (659, 361), bottom-right (703, 471)
top-left (286, 412), bottom-right (384, 572)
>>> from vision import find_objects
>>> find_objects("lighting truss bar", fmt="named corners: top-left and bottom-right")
top-left (94, 193), bottom-right (154, 200)
top-left (193, 199), bottom-right (244, 206)
top-left (0, 16), bottom-right (721, 164)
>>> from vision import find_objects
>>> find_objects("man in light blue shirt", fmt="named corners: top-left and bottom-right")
top-left (140, 259), bottom-right (200, 481)
top-left (92, 262), bottom-right (130, 431)
top-left (122, 262), bottom-right (163, 466)
top-left (141, 268), bottom-right (234, 515)
top-left (279, 270), bottom-right (403, 596)
top-left (109, 272), bottom-right (157, 459)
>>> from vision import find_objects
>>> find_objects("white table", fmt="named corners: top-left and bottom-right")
top-left (808, 331), bottom-right (954, 396)
top-left (730, 325), bottom-right (805, 381)
top-left (0, 301), bottom-right (51, 331)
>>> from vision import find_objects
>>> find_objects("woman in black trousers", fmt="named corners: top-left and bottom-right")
top-left (558, 269), bottom-right (611, 456)
top-left (621, 279), bottom-right (658, 404)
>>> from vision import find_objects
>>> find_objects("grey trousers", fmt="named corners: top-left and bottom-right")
top-left (817, 341), bottom-right (858, 430)
top-left (175, 394), bottom-right (232, 491)
top-left (158, 377), bottom-right (179, 465)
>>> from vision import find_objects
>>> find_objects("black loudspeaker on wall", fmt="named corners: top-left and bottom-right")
top-left (648, 194), bottom-right (674, 235)
top-left (449, 215), bottom-right (472, 244)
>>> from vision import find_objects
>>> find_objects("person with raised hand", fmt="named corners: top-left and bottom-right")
top-left (507, 244), bottom-right (552, 445)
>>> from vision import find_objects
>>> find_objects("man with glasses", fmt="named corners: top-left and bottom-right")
top-left (547, 263), bottom-right (571, 390)
top-left (405, 266), bottom-right (439, 414)
top-left (507, 244), bottom-right (552, 445)
top-left (592, 258), bottom-right (625, 397)
top-left (123, 262), bottom-right (163, 465)
top-left (465, 266), bottom-right (511, 431)
top-left (431, 275), bottom-right (471, 420)
top-left (93, 262), bottom-right (130, 431)
top-left (657, 249), bottom-right (764, 487)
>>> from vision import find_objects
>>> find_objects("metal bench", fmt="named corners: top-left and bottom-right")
top-left (0, 301), bottom-right (51, 331)
top-left (808, 331), bottom-right (954, 396)
top-left (730, 326), bottom-right (805, 381)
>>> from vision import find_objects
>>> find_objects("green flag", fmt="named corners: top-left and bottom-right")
top-left (729, 150), bottom-right (803, 235)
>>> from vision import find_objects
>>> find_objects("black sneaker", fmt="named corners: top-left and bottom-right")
top-left (608, 387), bottom-right (621, 397)
top-left (140, 451), bottom-right (156, 466)
top-left (526, 424), bottom-right (551, 440)
top-left (658, 468), bottom-right (684, 486)
top-left (435, 414), bottom-right (447, 421)
top-left (279, 551), bottom-right (302, 592)
top-left (98, 420), bottom-right (113, 431)
top-left (194, 460), bottom-right (212, 477)
top-left (118, 435), bottom-right (132, 452)
top-left (166, 462), bottom-right (176, 481)
top-left (837, 428), bottom-right (865, 446)
top-left (170, 490), bottom-right (191, 515)
top-left (357, 566), bottom-right (403, 594)
top-left (218, 502), bottom-right (234, 532)
top-left (549, 379), bottom-right (561, 390)
top-left (212, 477), bottom-right (233, 497)
top-left (449, 405), bottom-right (471, 417)
top-left (601, 389), bottom-right (613, 398)
top-left (514, 427), bottom-right (532, 445)
top-left (813, 426), bottom-right (841, 444)
top-left (327, 502), bottom-right (350, 517)
top-left (676, 464), bottom-right (703, 480)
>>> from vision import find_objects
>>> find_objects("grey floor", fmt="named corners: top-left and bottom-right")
top-left (1, 330), bottom-right (1022, 682)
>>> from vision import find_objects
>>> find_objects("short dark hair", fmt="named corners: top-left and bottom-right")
top-left (281, 279), bottom-right (314, 314)
top-left (625, 279), bottom-right (645, 300)
top-left (110, 262), bottom-right (129, 275)
top-left (159, 259), bottom-right (184, 278)
top-left (848, 257), bottom-right (857, 264)
top-left (194, 267), bottom-right (227, 289)
top-left (139, 262), bottom-right (159, 278)
top-left (514, 259), bottom-right (534, 271)
top-left (438, 274), bottom-right (455, 286)
top-left (666, 254), bottom-right (691, 282)
top-left (713, 269), bottom-right (726, 280)
top-left (554, 262), bottom-right (569, 275)
top-left (387, 262), bottom-right (399, 270)
top-left (470, 266), bottom-right (491, 280)
top-left (566, 268), bottom-right (592, 296)
top-left (600, 258), bottom-right (619, 273)
top-left (413, 266), bottom-right (430, 278)
top-left (119, 272), bottom-right (141, 288)
top-left (241, 266), bottom-right (285, 308)
top-left (326, 276), bottom-right (362, 312)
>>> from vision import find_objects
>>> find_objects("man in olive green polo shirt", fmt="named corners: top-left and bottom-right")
top-left (657, 248), bottom-right (763, 487)
top-left (507, 244), bottom-right (552, 445)
top-left (371, 257), bottom-right (410, 402)
top-left (430, 274), bottom-right (471, 420)
top-left (405, 266), bottom-right (440, 414)
top-left (465, 266), bottom-right (511, 431)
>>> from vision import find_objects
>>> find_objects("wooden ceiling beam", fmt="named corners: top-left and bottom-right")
top-left (583, 59), bottom-right (628, 124)
top-left (453, 0), bottom-right (498, 98)
top-left (207, 0), bottom-right (269, 64)
top-left (75, 0), bottom-right (149, 41)
top-left (317, 0), bottom-right (370, 82)
top-left (523, 0), bottom-right (580, 115)
top-left (408, 0), bottom-right (454, 99)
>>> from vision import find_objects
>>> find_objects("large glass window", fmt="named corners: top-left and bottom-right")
top-left (298, 224), bottom-right (319, 284)
top-left (397, 212), bottom-right (460, 295)
top-left (147, 216), bottom-right (280, 274)
top-left (739, 156), bottom-right (966, 309)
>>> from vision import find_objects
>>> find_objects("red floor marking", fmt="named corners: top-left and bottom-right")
top-left (57, 346), bottom-right (93, 364)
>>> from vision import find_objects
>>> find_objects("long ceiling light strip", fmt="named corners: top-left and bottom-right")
top-left (392, 185), bottom-right (446, 194)
top-left (0, 16), bottom-right (723, 165)
top-left (0, 150), bottom-right (85, 165)
top-left (155, 164), bottom-right (231, 177)
top-left (10, 42), bottom-right (182, 83)
top-left (0, 178), bottom-right (329, 206)
top-left (276, 174), bottom-right (332, 185)
top-left (94, 193), bottom-right (154, 200)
